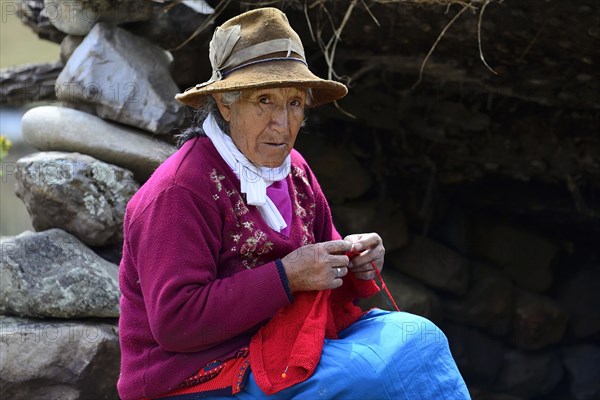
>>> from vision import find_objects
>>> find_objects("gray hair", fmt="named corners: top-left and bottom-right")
top-left (176, 94), bottom-right (235, 147)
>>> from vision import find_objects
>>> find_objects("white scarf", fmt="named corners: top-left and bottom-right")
top-left (202, 113), bottom-right (290, 232)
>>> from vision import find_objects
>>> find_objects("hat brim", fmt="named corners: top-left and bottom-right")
top-left (175, 60), bottom-right (348, 109)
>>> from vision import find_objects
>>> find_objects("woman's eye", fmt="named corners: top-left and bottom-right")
top-left (258, 97), bottom-right (270, 104)
top-left (290, 99), bottom-right (302, 107)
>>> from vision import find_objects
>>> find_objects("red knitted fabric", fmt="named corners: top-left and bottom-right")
top-left (250, 275), bottom-right (379, 394)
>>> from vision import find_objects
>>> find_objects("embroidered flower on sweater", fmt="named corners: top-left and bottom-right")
top-left (233, 199), bottom-right (249, 217)
top-left (292, 166), bottom-right (310, 187)
top-left (259, 240), bottom-right (274, 255)
top-left (240, 230), bottom-right (273, 269)
top-left (210, 169), bottom-right (226, 192)
top-left (300, 225), bottom-right (311, 246)
top-left (290, 169), bottom-right (316, 246)
top-left (241, 231), bottom-right (264, 254)
top-left (292, 166), bottom-right (303, 178)
top-left (293, 188), bottom-right (307, 219)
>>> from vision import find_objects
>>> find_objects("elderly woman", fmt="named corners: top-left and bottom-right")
top-left (118, 7), bottom-right (469, 400)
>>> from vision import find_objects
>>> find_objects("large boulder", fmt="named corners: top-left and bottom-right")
top-left (444, 323), bottom-right (505, 386)
top-left (332, 199), bottom-right (410, 253)
top-left (443, 263), bottom-right (515, 336)
top-left (512, 290), bottom-right (569, 351)
top-left (467, 217), bottom-right (558, 292)
top-left (56, 23), bottom-right (185, 134)
top-left (21, 106), bottom-right (176, 182)
top-left (123, 1), bottom-right (214, 88)
top-left (295, 133), bottom-right (372, 204)
top-left (15, 151), bottom-right (138, 246)
top-left (47, 0), bottom-right (153, 35)
top-left (388, 235), bottom-right (470, 295)
top-left (0, 230), bottom-right (120, 318)
top-left (0, 316), bottom-right (119, 400)
top-left (558, 267), bottom-right (600, 338)
top-left (493, 350), bottom-right (563, 398)
top-left (562, 345), bottom-right (600, 400)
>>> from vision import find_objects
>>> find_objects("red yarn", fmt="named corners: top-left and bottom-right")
top-left (346, 251), bottom-right (400, 312)
top-left (250, 272), bottom-right (378, 394)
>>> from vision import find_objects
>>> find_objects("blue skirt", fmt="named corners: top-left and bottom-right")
top-left (191, 309), bottom-right (469, 399)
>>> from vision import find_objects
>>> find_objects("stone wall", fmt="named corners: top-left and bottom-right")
top-left (299, 116), bottom-right (599, 400)
top-left (1, 1), bottom-right (598, 399)
top-left (2, 1), bottom-right (182, 398)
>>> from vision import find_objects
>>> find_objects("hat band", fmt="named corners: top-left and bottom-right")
top-left (222, 57), bottom-right (308, 78)
top-left (220, 38), bottom-right (305, 72)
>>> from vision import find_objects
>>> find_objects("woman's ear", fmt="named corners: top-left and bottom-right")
top-left (213, 93), bottom-right (231, 122)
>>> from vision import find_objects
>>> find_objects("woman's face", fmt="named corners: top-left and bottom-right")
top-left (214, 87), bottom-right (307, 168)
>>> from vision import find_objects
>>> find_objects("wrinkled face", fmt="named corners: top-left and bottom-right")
top-left (214, 87), bottom-right (307, 168)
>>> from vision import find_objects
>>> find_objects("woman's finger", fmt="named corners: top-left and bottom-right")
top-left (350, 262), bottom-right (376, 272)
top-left (326, 254), bottom-right (350, 268)
top-left (348, 246), bottom-right (384, 268)
top-left (332, 266), bottom-right (348, 279)
top-left (321, 240), bottom-right (352, 255)
top-left (344, 233), bottom-right (382, 254)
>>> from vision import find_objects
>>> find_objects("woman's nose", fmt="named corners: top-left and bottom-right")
top-left (270, 105), bottom-right (289, 131)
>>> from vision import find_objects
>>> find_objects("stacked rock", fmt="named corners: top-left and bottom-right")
top-left (0, 2), bottom-right (212, 398)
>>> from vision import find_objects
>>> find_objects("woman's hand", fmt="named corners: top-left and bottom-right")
top-left (281, 240), bottom-right (352, 292)
top-left (344, 233), bottom-right (385, 280)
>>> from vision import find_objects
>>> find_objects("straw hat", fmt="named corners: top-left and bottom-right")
top-left (175, 7), bottom-right (348, 108)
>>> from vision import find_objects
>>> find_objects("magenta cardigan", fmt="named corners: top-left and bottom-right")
top-left (117, 137), bottom-right (352, 399)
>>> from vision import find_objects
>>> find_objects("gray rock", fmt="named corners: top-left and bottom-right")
top-left (48, 0), bottom-right (153, 35)
top-left (56, 23), bottom-right (185, 134)
top-left (124, 2), bottom-right (213, 87)
top-left (60, 34), bottom-right (84, 63)
top-left (494, 350), bottom-right (563, 398)
top-left (295, 134), bottom-right (372, 204)
top-left (15, 0), bottom-right (66, 43)
top-left (360, 271), bottom-right (442, 321)
top-left (467, 217), bottom-right (557, 292)
top-left (432, 206), bottom-right (470, 255)
top-left (558, 267), bottom-right (600, 338)
top-left (443, 263), bottom-right (514, 336)
top-left (0, 316), bottom-right (119, 400)
top-left (21, 106), bottom-right (176, 182)
top-left (0, 229), bottom-right (119, 318)
top-left (562, 345), bottom-right (600, 400)
top-left (388, 236), bottom-right (470, 295)
top-left (332, 200), bottom-right (410, 253)
top-left (512, 290), bottom-right (569, 351)
top-left (15, 151), bottom-right (138, 246)
top-left (180, 0), bottom-right (214, 14)
top-left (443, 323), bottom-right (505, 385)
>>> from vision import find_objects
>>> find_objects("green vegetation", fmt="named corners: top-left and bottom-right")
top-left (0, 135), bottom-right (11, 175)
